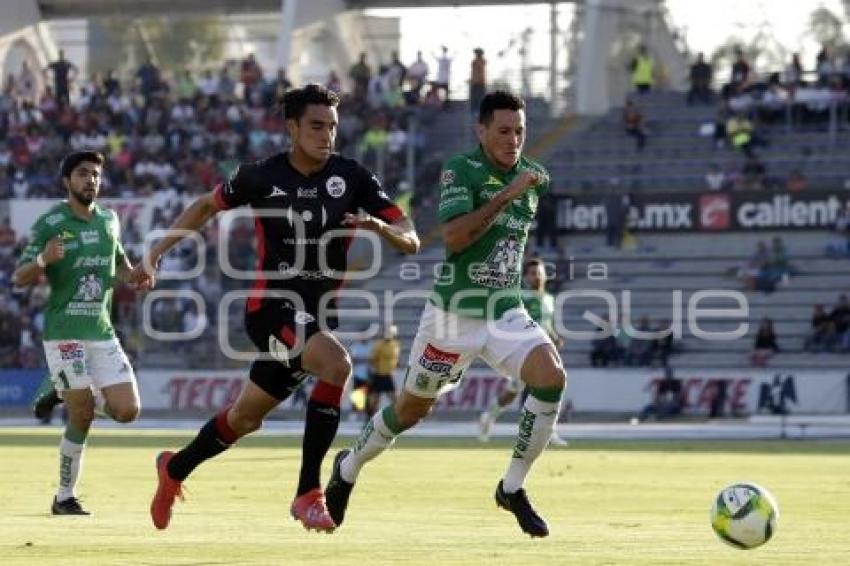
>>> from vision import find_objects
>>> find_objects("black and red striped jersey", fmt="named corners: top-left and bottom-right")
top-left (213, 152), bottom-right (403, 315)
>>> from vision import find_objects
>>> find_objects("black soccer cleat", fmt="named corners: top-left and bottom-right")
top-left (495, 480), bottom-right (549, 537)
top-left (33, 389), bottom-right (63, 423)
top-left (324, 449), bottom-right (355, 527)
top-left (51, 496), bottom-right (91, 516)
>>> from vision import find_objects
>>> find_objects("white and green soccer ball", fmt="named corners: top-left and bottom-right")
top-left (710, 483), bottom-right (779, 549)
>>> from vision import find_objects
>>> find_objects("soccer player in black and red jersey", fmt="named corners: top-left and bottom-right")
top-left (131, 84), bottom-right (419, 531)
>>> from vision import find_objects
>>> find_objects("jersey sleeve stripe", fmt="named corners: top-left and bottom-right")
top-left (212, 183), bottom-right (230, 211)
top-left (375, 205), bottom-right (403, 223)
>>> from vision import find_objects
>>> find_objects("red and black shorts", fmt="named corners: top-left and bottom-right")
top-left (243, 306), bottom-right (328, 400)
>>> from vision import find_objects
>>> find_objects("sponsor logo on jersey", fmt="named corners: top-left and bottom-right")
top-left (267, 185), bottom-right (288, 198)
top-left (440, 169), bottom-right (455, 186)
top-left (326, 175), bottom-right (346, 198)
top-left (45, 213), bottom-right (64, 226)
top-left (58, 342), bottom-right (85, 361)
top-left (297, 187), bottom-right (317, 198)
top-left (61, 230), bottom-right (75, 240)
top-left (294, 311), bottom-right (315, 325)
top-left (277, 261), bottom-right (336, 280)
top-left (699, 193), bottom-right (731, 230)
top-left (483, 175), bottom-right (503, 187)
top-left (73, 256), bottom-right (111, 268)
top-left (419, 343), bottom-right (460, 377)
top-left (465, 159), bottom-right (483, 168)
top-left (470, 234), bottom-right (522, 289)
top-left (80, 229), bottom-right (100, 245)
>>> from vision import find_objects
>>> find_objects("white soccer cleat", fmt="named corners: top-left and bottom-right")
top-left (549, 432), bottom-right (569, 447)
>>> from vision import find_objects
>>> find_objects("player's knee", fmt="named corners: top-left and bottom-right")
top-left (499, 389), bottom-right (518, 406)
top-left (546, 366), bottom-right (567, 390)
top-left (321, 355), bottom-right (352, 387)
top-left (395, 397), bottom-right (433, 428)
top-left (110, 404), bottom-right (140, 423)
top-left (68, 406), bottom-right (95, 429)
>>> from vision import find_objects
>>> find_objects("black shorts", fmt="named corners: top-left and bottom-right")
top-left (368, 372), bottom-right (396, 394)
top-left (244, 306), bottom-right (324, 400)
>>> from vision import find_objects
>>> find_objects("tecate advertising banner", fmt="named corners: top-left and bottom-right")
top-left (135, 368), bottom-right (849, 416)
top-left (557, 190), bottom-right (850, 232)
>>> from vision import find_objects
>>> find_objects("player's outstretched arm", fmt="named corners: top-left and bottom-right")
top-left (129, 193), bottom-right (220, 286)
top-left (342, 213), bottom-right (420, 255)
top-left (12, 236), bottom-right (64, 287)
top-left (441, 170), bottom-right (539, 254)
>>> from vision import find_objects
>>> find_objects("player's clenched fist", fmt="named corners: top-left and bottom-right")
top-left (503, 169), bottom-right (542, 201)
top-left (41, 236), bottom-right (65, 265)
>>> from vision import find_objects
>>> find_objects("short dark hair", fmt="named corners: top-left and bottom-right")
top-left (524, 258), bottom-right (544, 275)
top-left (60, 151), bottom-right (105, 179)
top-left (282, 84), bottom-right (340, 121)
top-left (478, 90), bottom-right (525, 125)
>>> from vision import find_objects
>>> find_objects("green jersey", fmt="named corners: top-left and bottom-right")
top-left (522, 289), bottom-right (556, 340)
top-left (17, 202), bottom-right (126, 341)
top-left (433, 146), bottom-right (550, 320)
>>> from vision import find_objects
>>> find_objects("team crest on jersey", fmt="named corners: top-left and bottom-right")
top-left (73, 274), bottom-right (105, 301)
top-left (470, 235), bottom-right (521, 289)
top-left (326, 175), bottom-right (346, 198)
top-left (440, 170), bottom-right (455, 186)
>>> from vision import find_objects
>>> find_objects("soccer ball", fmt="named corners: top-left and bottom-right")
top-left (710, 483), bottom-right (779, 549)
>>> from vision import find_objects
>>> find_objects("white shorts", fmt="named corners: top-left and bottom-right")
top-left (403, 302), bottom-right (553, 399)
top-left (44, 337), bottom-right (136, 392)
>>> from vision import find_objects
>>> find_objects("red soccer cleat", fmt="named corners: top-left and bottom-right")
top-left (151, 451), bottom-right (185, 530)
top-left (290, 488), bottom-right (336, 532)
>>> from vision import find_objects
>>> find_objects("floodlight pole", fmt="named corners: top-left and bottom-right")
top-left (549, 0), bottom-right (559, 117)
top-left (277, 0), bottom-right (298, 71)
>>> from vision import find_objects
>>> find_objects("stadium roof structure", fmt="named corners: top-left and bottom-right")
top-left (39, 0), bottom-right (569, 18)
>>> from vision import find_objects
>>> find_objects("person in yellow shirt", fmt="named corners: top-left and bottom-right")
top-left (630, 45), bottom-right (654, 93)
top-left (367, 325), bottom-right (401, 417)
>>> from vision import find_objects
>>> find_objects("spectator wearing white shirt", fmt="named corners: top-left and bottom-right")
top-left (198, 70), bottom-right (219, 100)
top-left (407, 51), bottom-right (429, 96)
top-left (387, 122), bottom-right (408, 156)
top-left (705, 163), bottom-right (727, 191)
top-left (434, 46), bottom-right (452, 107)
top-left (12, 171), bottom-right (29, 198)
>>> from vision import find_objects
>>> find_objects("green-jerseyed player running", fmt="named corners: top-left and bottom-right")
top-left (478, 258), bottom-right (568, 445)
top-left (325, 91), bottom-right (567, 537)
top-left (13, 151), bottom-right (150, 515)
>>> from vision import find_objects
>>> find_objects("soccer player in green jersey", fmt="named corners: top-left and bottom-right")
top-left (479, 258), bottom-right (568, 446)
top-left (13, 151), bottom-right (149, 515)
top-left (326, 92), bottom-right (567, 537)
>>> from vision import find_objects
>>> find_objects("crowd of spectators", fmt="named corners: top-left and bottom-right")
top-left (589, 314), bottom-right (676, 368)
top-left (0, 45), bottom-right (497, 369)
top-left (804, 294), bottom-right (850, 353)
top-left (732, 236), bottom-right (797, 294)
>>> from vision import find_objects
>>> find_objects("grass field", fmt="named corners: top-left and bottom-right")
top-left (1, 428), bottom-right (849, 565)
